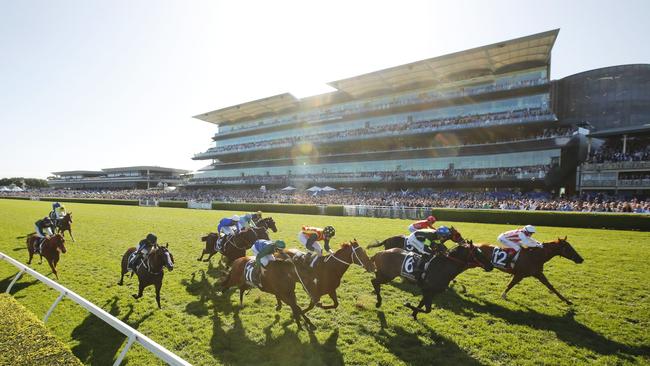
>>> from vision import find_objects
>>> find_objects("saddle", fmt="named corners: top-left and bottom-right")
top-left (492, 247), bottom-right (519, 269)
top-left (244, 259), bottom-right (263, 289)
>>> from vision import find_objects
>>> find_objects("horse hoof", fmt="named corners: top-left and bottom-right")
top-left (501, 294), bottom-right (508, 301)
top-left (132, 294), bottom-right (138, 299)
top-left (275, 305), bottom-right (281, 311)
top-left (308, 323), bottom-right (317, 331)
top-left (375, 302), bottom-right (381, 308)
top-left (117, 282), bottom-right (122, 286)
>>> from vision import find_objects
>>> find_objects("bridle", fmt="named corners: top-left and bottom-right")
top-left (141, 247), bottom-right (173, 275)
top-left (324, 243), bottom-right (369, 271)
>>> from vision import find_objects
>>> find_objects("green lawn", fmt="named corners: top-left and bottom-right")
top-left (0, 199), bottom-right (648, 365)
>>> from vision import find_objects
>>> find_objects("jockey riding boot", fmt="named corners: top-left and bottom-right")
top-left (416, 256), bottom-right (428, 284)
top-left (129, 253), bottom-right (141, 271)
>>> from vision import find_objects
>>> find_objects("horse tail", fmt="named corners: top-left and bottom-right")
top-left (367, 240), bottom-right (383, 249)
top-left (17, 233), bottom-right (34, 240)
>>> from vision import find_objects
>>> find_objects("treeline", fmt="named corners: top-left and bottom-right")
top-left (0, 177), bottom-right (49, 188)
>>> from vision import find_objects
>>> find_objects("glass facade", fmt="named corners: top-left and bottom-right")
top-left (200, 150), bottom-right (560, 178)
top-left (554, 64), bottom-right (650, 131)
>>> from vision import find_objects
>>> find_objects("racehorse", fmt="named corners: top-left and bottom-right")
top-left (477, 236), bottom-right (584, 305)
top-left (54, 213), bottom-right (75, 242)
top-left (197, 217), bottom-right (277, 263)
top-left (280, 240), bottom-right (375, 313)
top-left (217, 256), bottom-right (315, 331)
top-left (118, 244), bottom-right (175, 309)
top-left (371, 243), bottom-right (493, 319)
top-left (26, 234), bottom-right (67, 280)
top-left (367, 226), bottom-right (464, 252)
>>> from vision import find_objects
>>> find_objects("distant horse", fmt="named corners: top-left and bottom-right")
top-left (55, 213), bottom-right (75, 242)
top-left (281, 239), bottom-right (375, 313)
top-left (367, 226), bottom-right (464, 252)
top-left (218, 256), bottom-right (315, 331)
top-left (26, 234), bottom-right (67, 280)
top-left (477, 237), bottom-right (584, 305)
top-left (197, 217), bottom-right (277, 263)
top-left (372, 243), bottom-right (493, 319)
top-left (118, 244), bottom-right (175, 309)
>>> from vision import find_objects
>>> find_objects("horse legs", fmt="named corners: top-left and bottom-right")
top-left (118, 270), bottom-right (126, 286)
top-left (68, 230), bottom-right (75, 242)
top-left (155, 281), bottom-right (162, 309)
top-left (197, 249), bottom-right (206, 261)
top-left (239, 287), bottom-right (246, 307)
top-left (318, 291), bottom-right (339, 310)
top-left (372, 273), bottom-right (392, 308)
top-left (405, 293), bottom-right (433, 320)
top-left (205, 251), bottom-right (216, 262)
top-left (132, 282), bottom-right (145, 300)
top-left (48, 259), bottom-right (59, 280)
top-left (534, 272), bottom-right (573, 305)
top-left (275, 296), bottom-right (282, 311)
top-left (502, 274), bottom-right (524, 300)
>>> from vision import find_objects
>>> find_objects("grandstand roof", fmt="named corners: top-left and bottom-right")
top-left (588, 124), bottom-right (650, 138)
top-left (194, 29), bottom-right (558, 126)
top-left (102, 166), bottom-right (190, 174)
top-left (51, 170), bottom-right (104, 176)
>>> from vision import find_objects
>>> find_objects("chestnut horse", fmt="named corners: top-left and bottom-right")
top-left (372, 243), bottom-right (493, 319)
top-left (217, 256), bottom-right (315, 330)
top-left (367, 226), bottom-right (464, 252)
top-left (55, 213), bottom-right (75, 242)
top-left (197, 217), bottom-right (277, 263)
top-left (118, 244), bottom-right (175, 308)
top-left (26, 234), bottom-right (67, 280)
top-left (477, 237), bottom-right (584, 305)
top-left (281, 239), bottom-right (375, 313)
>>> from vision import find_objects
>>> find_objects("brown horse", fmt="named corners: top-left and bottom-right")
top-left (281, 239), bottom-right (375, 313)
top-left (372, 243), bottom-right (493, 319)
top-left (218, 256), bottom-right (315, 330)
top-left (477, 237), bottom-right (584, 305)
top-left (118, 244), bottom-right (175, 308)
top-left (26, 234), bottom-right (67, 280)
top-left (197, 218), bottom-right (277, 263)
top-left (55, 213), bottom-right (75, 242)
top-left (367, 226), bottom-right (464, 252)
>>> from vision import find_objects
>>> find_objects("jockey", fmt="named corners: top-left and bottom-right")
top-left (49, 202), bottom-right (67, 226)
top-left (297, 225), bottom-right (335, 267)
top-left (239, 213), bottom-right (257, 230)
top-left (215, 215), bottom-right (241, 250)
top-left (406, 226), bottom-right (452, 256)
top-left (497, 225), bottom-right (543, 253)
top-left (34, 217), bottom-right (54, 253)
top-left (252, 239), bottom-right (286, 270)
top-left (128, 233), bottom-right (158, 271)
top-left (408, 215), bottom-right (437, 233)
top-left (251, 211), bottom-right (263, 224)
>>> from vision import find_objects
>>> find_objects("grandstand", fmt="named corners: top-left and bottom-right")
top-left (48, 166), bottom-right (189, 189)
top-left (189, 30), bottom-right (590, 193)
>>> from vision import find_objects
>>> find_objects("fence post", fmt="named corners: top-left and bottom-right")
top-left (5, 268), bottom-right (25, 294)
top-left (44, 291), bottom-right (66, 323)
top-left (113, 333), bottom-right (136, 366)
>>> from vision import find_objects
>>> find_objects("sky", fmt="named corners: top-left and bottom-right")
top-left (1, 0), bottom-right (649, 178)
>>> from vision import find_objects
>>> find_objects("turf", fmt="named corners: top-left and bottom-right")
top-left (0, 199), bottom-right (648, 365)
top-left (0, 293), bottom-right (82, 366)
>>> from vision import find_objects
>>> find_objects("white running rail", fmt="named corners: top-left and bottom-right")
top-left (0, 252), bottom-right (191, 366)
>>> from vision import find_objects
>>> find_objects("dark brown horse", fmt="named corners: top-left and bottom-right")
top-left (55, 213), bottom-right (75, 242)
top-left (218, 256), bottom-right (315, 330)
top-left (26, 234), bottom-right (67, 280)
top-left (367, 226), bottom-right (464, 252)
top-left (118, 244), bottom-right (175, 308)
top-left (372, 243), bottom-right (493, 319)
top-left (197, 217), bottom-right (277, 263)
top-left (281, 239), bottom-right (375, 313)
top-left (477, 237), bottom-right (584, 305)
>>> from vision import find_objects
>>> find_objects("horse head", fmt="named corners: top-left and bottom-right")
top-left (52, 234), bottom-right (67, 253)
top-left (260, 217), bottom-right (278, 233)
top-left (65, 213), bottom-right (73, 224)
top-left (450, 226), bottom-right (465, 244)
top-left (153, 244), bottom-right (175, 272)
top-left (556, 236), bottom-right (584, 264)
top-left (450, 242), bottom-right (493, 272)
top-left (346, 239), bottom-right (375, 272)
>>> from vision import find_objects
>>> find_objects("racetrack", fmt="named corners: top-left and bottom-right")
top-left (1, 199), bottom-right (648, 365)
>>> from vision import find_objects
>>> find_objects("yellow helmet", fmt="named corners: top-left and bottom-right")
top-left (256, 211), bottom-right (262, 217)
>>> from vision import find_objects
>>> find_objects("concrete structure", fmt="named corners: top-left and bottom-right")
top-left (48, 166), bottom-right (189, 189)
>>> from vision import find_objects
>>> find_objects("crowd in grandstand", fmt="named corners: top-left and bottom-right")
top-left (206, 108), bottom-right (555, 154)
top-left (3, 187), bottom-right (648, 213)
top-left (586, 138), bottom-right (650, 163)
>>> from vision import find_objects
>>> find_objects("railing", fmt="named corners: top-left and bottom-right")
top-left (581, 161), bottom-right (650, 171)
top-left (0, 252), bottom-right (191, 366)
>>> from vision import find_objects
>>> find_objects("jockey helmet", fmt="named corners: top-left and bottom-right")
top-left (43, 217), bottom-right (53, 226)
top-left (52, 202), bottom-right (60, 209)
top-left (426, 215), bottom-right (436, 223)
top-left (231, 215), bottom-right (240, 221)
top-left (256, 211), bottom-right (262, 217)
top-left (146, 233), bottom-right (158, 244)
top-left (323, 226), bottom-right (335, 238)
top-left (437, 226), bottom-right (451, 239)
top-left (274, 240), bottom-right (286, 249)
top-left (523, 225), bottom-right (536, 234)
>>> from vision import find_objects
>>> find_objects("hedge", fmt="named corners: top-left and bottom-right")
top-left (0, 196), bottom-right (30, 200)
top-left (0, 294), bottom-right (82, 366)
top-left (38, 197), bottom-right (139, 206)
top-left (428, 208), bottom-right (650, 231)
top-left (158, 200), bottom-right (188, 208)
top-left (212, 202), bottom-right (322, 215)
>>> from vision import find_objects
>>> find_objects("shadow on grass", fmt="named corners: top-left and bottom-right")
top-left (372, 311), bottom-right (484, 366)
top-left (70, 297), bottom-right (153, 366)
top-left (0, 274), bottom-right (39, 295)
top-left (444, 292), bottom-right (650, 360)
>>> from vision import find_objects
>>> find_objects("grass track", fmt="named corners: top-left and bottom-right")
top-left (0, 199), bottom-right (648, 365)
